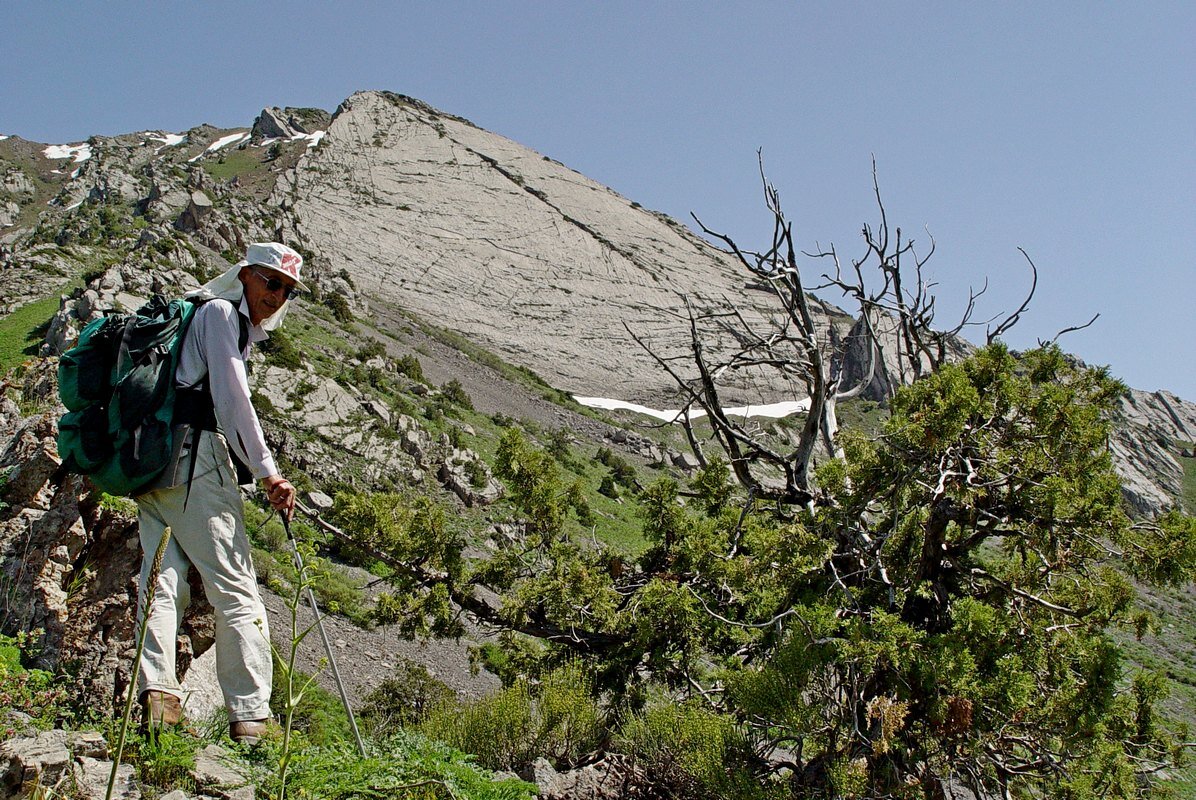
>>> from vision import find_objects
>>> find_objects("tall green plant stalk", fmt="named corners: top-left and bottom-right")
top-left (106, 525), bottom-right (172, 800)
top-left (265, 540), bottom-right (324, 800)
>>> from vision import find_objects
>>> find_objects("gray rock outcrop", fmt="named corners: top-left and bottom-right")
top-left (530, 755), bottom-right (643, 800)
top-left (1111, 388), bottom-right (1196, 516)
top-left (252, 106), bottom-right (331, 139)
top-left (0, 730), bottom-right (129, 800)
top-left (286, 91), bottom-right (856, 406)
top-left (0, 361), bottom-right (215, 717)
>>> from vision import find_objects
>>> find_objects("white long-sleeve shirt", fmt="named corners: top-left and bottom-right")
top-left (175, 294), bottom-right (277, 480)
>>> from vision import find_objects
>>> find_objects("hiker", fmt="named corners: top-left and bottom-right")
top-left (134, 242), bottom-right (305, 744)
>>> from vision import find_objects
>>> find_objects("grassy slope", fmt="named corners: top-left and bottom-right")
top-left (0, 293), bottom-right (62, 374)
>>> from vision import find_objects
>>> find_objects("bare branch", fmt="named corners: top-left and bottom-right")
top-left (1041, 313), bottom-right (1100, 347)
top-left (987, 248), bottom-right (1038, 343)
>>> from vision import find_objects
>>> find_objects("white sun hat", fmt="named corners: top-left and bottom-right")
top-left (186, 242), bottom-right (308, 331)
top-left (236, 242), bottom-right (309, 292)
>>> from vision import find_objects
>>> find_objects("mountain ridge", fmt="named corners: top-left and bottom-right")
top-left (4, 90), bottom-right (1192, 521)
top-left (1, 90), bottom-right (1194, 797)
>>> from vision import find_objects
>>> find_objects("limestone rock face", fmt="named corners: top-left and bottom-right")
top-left (0, 362), bottom-right (214, 717)
top-left (287, 91), bottom-right (854, 406)
top-left (252, 106), bottom-right (331, 139)
top-left (252, 107), bottom-right (300, 140)
top-left (0, 730), bottom-right (113, 800)
top-left (1111, 388), bottom-right (1196, 517)
top-left (2, 168), bottom-right (35, 197)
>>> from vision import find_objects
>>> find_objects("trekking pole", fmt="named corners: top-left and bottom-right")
top-left (281, 512), bottom-right (367, 756)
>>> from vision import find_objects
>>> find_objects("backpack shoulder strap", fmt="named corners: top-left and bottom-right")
top-left (192, 296), bottom-right (250, 353)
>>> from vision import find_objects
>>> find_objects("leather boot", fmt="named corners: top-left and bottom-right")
top-left (229, 718), bottom-right (271, 745)
top-left (140, 690), bottom-right (183, 730)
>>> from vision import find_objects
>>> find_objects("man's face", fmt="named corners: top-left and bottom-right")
top-left (239, 266), bottom-right (297, 325)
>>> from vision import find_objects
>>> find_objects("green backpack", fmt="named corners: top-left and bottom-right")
top-left (57, 295), bottom-right (203, 497)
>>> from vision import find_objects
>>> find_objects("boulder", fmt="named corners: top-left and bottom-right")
top-left (530, 755), bottom-right (641, 800)
top-left (2, 169), bottom-right (35, 196)
top-left (0, 730), bottom-right (109, 800)
top-left (73, 755), bottom-right (139, 799)
top-left (252, 107), bottom-right (299, 140)
top-left (438, 448), bottom-right (503, 507)
top-left (176, 191), bottom-right (213, 232)
top-left (306, 490), bottom-right (335, 511)
top-left (192, 745), bottom-right (252, 799)
top-left (0, 201), bottom-right (19, 229)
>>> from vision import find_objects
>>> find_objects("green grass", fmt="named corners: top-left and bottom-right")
top-left (569, 447), bottom-right (655, 556)
top-left (835, 396), bottom-right (889, 437)
top-left (0, 292), bottom-right (64, 375)
top-left (201, 148), bottom-right (265, 181)
top-left (246, 729), bottom-right (538, 799)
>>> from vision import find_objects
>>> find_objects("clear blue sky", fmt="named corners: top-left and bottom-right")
top-left (4, 2), bottom-right (1193, 399)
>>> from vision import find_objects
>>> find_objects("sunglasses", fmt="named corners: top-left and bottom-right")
top-left (252, 269), bottom-right (300, 299)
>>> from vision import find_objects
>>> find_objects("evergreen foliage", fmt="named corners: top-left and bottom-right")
top-left (332, 344), bottom-right (1196, 799)
top-left (421, 662), bottom-right (604, 772)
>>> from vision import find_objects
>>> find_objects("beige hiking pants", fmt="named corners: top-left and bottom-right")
top-left (135, 430), bottom-right (272, 723)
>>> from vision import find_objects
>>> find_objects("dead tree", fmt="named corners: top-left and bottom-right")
top-left (635, 155), bottom-right (1034, 506)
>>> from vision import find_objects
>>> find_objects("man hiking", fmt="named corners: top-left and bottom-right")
top-left (135, 242), bottom-right (304, 744)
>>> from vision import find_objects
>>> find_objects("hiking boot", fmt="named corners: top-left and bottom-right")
top-left (140, 690), bottom-right (183, 730)
top-left (229, 718), bottom-right (271, 746)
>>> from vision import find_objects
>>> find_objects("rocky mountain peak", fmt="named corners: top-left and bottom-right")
top-left (1, 90), bottom-right (1193, 518)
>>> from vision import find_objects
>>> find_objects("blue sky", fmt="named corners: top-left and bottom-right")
top-left (4, 2), bottom-right (1193, 399)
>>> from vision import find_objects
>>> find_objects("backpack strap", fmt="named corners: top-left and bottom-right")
top-left (171, 297), bottom-right (255, 503)
top-left (173, 297), bottom-right (251, 430)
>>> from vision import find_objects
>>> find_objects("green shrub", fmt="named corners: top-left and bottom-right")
top-left (596, 447), bottom-right (638, 488)
top-left (465, 459), bottom-right (490, 489)
top-left (396, 354), bottom-right (426, 383)
top-left (422, 662), bottom-right (604, 772)
top-left (440, 379), bottom-right (473, 410)
top-left (0, 631), bottom-right (70, 734)
top-left (260, 329), bottom-right (303, 368)
top-left (391, 394), bottom-right (419, 419)
top-left (325, 292), bottom-right (353, 323)
top-left (357, 339), bottom-right (386, 362)
top-left (598, 475), bottom-right (620, 500)
top-left (360, 659), bottom-right (455, 733)
top-left (251, 389), bottom-right (277, 417)
top-left (617, 702), bottom-right (761, 799)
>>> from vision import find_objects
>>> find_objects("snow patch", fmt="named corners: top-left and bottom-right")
top-left (574, 396), bottom-right (811, 422)
top-left (43, 143), bottom-right (93, 163)
top-left (147, 132), bottom-right (186, 147)
top-left (188, 131), bottom-right (249, 162)
top-left (258, 131), bottom-right (325, 149)
top-left (207, 131), bottom-right (249, 152)
top-left (0, 135), bottom-right (9, 141)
